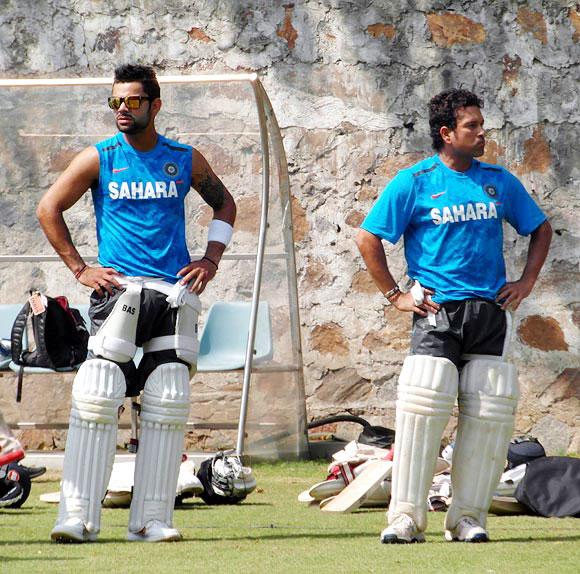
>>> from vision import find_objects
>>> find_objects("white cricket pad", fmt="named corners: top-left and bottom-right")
top-left (388, 355), bottom-right (458, 531)
top-left (54, 359), bottom-right (126, 535)
top-left (88, 283), bottom-right (141, 362)
top-left (128, 362), bottom-right (190, 533)
top-left (142, 290), bottom-right (200, 367)
top-left (445, 359), bottom-right (518, 531)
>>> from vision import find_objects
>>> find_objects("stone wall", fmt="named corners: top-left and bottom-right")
top-left (0, 1), bottom-right (578, 454)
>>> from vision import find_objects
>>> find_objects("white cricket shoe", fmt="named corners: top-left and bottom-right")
top-left (127, 520), bottom-right (182, 542)
top-left (445, 516), bottom-right (489, 543)
top-left (51, 518), bottom-right (97, 543)
top-left (380, 514), bottom-right (425, 544)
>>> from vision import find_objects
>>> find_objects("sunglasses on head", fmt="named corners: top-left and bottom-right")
top-left (108, 95), bottom-right (153, 110)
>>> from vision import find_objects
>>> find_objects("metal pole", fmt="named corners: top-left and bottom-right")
top-left (235, 78), bottom-right (270, 456)
top-left (0, 73), bottom-right (258, 88)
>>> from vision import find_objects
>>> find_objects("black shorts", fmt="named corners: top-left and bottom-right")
top-left (410, 299), bottom-right (508, 367)
top-left (88, 286), bottom-right (187, 396)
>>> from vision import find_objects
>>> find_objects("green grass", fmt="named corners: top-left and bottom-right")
top-left (1, 461), bottom-right (579, 574)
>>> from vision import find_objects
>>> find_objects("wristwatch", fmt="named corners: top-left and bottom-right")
top-left (384, 286), bottom-right (401, 301)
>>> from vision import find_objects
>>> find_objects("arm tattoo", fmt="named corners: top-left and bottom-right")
top-left (198, 174), bottom-right (225, 210)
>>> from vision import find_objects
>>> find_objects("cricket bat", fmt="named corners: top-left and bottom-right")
top-left (298, 489), bottom-right (315, 503)
top-left (307, 477), bottom-right (346, 501)
top-left (319, 496), bottom-right (336, 509)
top-left (321, 459), bottom-right (393, 513)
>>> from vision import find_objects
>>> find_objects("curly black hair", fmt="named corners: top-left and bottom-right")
top-left (113, 64), bottom-right (160, 100)
top-left (429, 89), bottom-right (483, 150)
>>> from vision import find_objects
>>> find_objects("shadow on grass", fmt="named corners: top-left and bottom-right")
top-left (0, 537), bottom-right (152, 545)
top-left (183, 531), bottom-right (377, 542)
top-left (493, 534), bottom-right (580, 543)
top-left (0, 509), bottom-right (47, 516)
top-left (4, 531), bottom-right (579, 546)
top-left (423, 533), bottom-right (580, 544)
top-left (175, 502), bottom-right (274, 510)
top-left (187, 531), bottom-right (580, 544)
top-left (0, 555), bottom-right (82, 563)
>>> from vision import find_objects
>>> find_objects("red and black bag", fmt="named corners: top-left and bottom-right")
top-left (10, 292), bottom-right (89, 400)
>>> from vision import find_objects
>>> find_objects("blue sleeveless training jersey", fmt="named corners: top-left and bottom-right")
top-left (93, 133), bottom-right (193, 282)
top-left (361, 155), bottom-right (547, 304)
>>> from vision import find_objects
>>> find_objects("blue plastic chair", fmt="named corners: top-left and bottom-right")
top-left (197, 301), bottom-right (273, 372)
top-left (0, 304), bottom-right (21, 370)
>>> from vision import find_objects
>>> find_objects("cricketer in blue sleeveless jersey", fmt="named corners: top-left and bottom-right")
top-left (93, 132), bottom-right (194, 282)
top-left (356, 89), bottom-right (551, 546)
top-left (38, 65), bottom-right (236, 544)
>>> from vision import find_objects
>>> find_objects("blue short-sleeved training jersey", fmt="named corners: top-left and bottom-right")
top-left (361, 155), bottom-right (547, 304)
top-left (93, 133), bottom-right (193, 282)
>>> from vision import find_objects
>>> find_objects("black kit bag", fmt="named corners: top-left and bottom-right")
top-left (10, 292), bottom-right (89, 401)
top-left (357, 424), bottom-right (396, 449)
top-left (515, 456), bottom-right (580, 518)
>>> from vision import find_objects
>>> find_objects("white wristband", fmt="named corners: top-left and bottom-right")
top-left (207, 219), bottom-right (233, 247)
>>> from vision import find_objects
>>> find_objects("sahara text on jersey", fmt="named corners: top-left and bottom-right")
top-left (108, 180), bottom-right (179, 200)
top-left (430, 201), bottom-right (498, 225)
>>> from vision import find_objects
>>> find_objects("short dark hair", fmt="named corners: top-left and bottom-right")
top-left (429, 89), bottom-right (483, 150)
top-left (113, 64), bottom-right (160, 100)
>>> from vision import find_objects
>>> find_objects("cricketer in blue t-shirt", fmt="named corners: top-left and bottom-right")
top-left (361, 153), bottom-right (547, 304)
top-left (356, 89), bottom-right (552, 546)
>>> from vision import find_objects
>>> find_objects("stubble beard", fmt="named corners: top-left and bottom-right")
top-left (116, 112), bottom-right (150, 135)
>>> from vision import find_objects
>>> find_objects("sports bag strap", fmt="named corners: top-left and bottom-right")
top-left (29, 293), bottom-right (55, 370)
top-left (10, 302), bottom-right (30, 366)
top-left (16, 365), bottom-right (23, 403)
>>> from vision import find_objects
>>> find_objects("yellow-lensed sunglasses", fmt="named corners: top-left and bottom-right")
top-left (108, 95), bottom-right (153, 110)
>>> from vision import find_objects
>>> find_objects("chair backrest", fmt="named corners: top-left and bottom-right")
top-left (0, 304), bottom-right (22, 340)
top-left (197, 301), bottom-right (273, 372)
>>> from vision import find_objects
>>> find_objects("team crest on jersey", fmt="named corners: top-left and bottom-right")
top-left (163, 162), bottom-right (179, 177)
top-left (484, 184), bottom-right (497, 198)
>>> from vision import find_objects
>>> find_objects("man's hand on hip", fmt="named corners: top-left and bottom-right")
top-left (390, 289), bottom-right (440, 317)
top-left (178, 259), bottom-right (217, 294)
top-left (495, 279), bottom-right (533, 311)
top-left (79, 266), bottom-right (121, 297)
